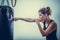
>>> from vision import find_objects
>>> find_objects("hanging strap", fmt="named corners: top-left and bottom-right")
top-left (11, 0), bottom-right (17, 7)
top-left (1, 0), bottom-right (17, 7)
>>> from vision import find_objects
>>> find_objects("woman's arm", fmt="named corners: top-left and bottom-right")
top-left (35, 20), bottom-right (57, 36)
top-left (14, 17), bottom-right (36, 22)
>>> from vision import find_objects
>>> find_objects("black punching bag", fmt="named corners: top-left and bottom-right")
top-left (0, 6), bottom-right (14, 40)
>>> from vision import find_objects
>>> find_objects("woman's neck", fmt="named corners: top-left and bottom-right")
top-left (45, 17), bottom-right (51, 24)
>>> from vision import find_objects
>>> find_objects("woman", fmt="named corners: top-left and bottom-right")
top-left (14, 7), bottom-right (57, 40)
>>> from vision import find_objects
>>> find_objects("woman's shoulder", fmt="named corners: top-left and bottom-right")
top-left (50, 19), bottom-right (56, 23)
top-left (50, 19), bottom-right (57, 27)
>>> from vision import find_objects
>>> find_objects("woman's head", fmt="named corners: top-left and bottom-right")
top-left (38, 7), bottom-right (51, 21)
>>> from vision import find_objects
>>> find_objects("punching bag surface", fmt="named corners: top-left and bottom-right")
top-left (0, 6), bottom-right (14, 40)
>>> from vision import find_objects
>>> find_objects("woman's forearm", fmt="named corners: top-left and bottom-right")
top-left (37, 23), bottom-right (45, 36)
top-left (15, 18), bottom-right (35, 22)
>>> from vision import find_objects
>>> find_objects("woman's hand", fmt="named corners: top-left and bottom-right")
top-left (35, 19), bottom-right (40, 25)
top-left (14, 18), bottom-right (19, 21)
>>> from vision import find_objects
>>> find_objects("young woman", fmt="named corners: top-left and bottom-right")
top-left (14, 7), bottom-right (57, 40)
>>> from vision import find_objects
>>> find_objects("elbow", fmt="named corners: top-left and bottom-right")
top-left (42, 34), bottom-right (46, 37)
top-left (41, 33), bottom-right (47, 37)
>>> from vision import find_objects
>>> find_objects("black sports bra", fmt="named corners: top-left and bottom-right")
top-left (43, 20), bottom-right (57, 40)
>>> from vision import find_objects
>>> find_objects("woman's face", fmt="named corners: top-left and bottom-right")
top-left (38, 12), bottom-right (47, 22)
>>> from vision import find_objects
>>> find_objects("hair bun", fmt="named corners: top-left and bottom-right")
top-left (46, 7), bottom-right (51, 15)
top-left (47, 7), bottom-right (50, 10)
